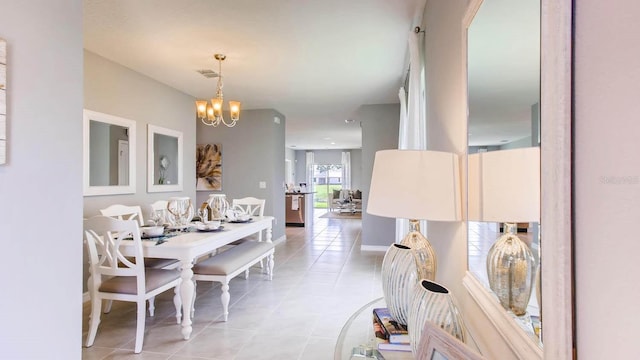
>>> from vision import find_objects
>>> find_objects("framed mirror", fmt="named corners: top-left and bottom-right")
top-left (83, 109), bottom-right (136, 196)
top-left (463, 0), bottom-right (543, 358)
top-left (147, 124), bottom-right (183, 193)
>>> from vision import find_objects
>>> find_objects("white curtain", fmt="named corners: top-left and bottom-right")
top-left (341, 151), bottom-right (351, 190)
top-left (305, 151), bottom-right (314, 193)
top-left (396, 30), bottom-right (427, 242)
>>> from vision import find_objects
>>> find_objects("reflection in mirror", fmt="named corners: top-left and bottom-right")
top-left (147, 124), bottom-right (183, 193)
top-left (466, 0), bottom-right (541, 353)
top-left (83, 109), bottom-right (136, 196)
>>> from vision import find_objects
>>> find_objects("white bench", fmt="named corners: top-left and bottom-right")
top-left (191, 240), bottom-right (275, 321)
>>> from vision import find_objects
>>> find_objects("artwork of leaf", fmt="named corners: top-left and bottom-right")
top-left (196, 143), bottom-right (222, 191)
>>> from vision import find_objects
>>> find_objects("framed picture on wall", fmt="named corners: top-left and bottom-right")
top-left (196, 143), bottom-right (222, 191)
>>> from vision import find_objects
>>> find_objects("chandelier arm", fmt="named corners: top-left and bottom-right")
top-left (220, 118), bottom-right (238, 127)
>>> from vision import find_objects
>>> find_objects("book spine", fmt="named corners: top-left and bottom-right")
top-left (373, 308), bottom-right (410, 344)
top-left (372, 315), bottom-right (387, 340)
top-left (373, 310), bottom-right (390, 339)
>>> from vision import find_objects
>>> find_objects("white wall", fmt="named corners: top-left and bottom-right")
top-left (574, 1), bottom-right (640, 358)
top-left (0, 0), bottom-right (82, 357)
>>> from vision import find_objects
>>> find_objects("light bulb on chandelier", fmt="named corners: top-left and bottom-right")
top-left (195, 54), bottom-right (241, 127)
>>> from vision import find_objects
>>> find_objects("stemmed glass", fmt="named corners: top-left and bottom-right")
top-left (167, 197), bottom-right (194, 228)
top-left (148, 210), bottom-right (163, 226)
top-left (198, 207), bottom-right (209, 224)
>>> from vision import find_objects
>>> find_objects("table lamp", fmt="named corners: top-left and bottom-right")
top-left (367, 149), bottom-right (461, 324)
top-left (468, 147), bottom-right (540, 316)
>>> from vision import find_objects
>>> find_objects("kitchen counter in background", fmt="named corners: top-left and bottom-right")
top-left (285, 192), bottom-right (314, 227)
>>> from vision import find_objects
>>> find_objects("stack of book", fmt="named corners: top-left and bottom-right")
top-left (372, 307), bottom-right (411, 352)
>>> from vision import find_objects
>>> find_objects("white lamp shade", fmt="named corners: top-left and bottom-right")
top-left (467, 147), bottom-right (540, 222)
top-left (367, 150), bottom-right (461, 221)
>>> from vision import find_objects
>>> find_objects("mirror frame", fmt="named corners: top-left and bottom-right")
top-left (461, 0), bottom-right (573, 359)
top-left (83, 109), bottom-right (136, 196)
top-left (147, 124), bottom-right (183, 193)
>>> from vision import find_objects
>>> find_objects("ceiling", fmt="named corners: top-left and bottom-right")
top-left (467, 0), bottom-right (540, 147)
top-left (84, 0), bottom-right (540, 150)
top-left (83, 0), bottom-right (422, 150)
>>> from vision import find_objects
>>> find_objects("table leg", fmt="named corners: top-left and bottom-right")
top-left (179, 260), bottom-right (195, 340)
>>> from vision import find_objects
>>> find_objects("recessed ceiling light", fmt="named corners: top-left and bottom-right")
top-left (330, 142), bottom-right (336, 145)
top-left (323, 137), bottom-right (331, 140)
top-left (345, 119), bottom-right (354, 124)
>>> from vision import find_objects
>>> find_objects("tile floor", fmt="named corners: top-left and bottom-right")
top-left (82, 209), bottom-right (384, 360)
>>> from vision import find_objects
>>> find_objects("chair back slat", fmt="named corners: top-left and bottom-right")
top-left (100, 204), bottom-right (145, 226)
top-left (232, 197), bottom-right (265, 217)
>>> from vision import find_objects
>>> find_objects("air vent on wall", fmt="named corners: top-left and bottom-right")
top-left (196, 69), bottom-right (219, 78)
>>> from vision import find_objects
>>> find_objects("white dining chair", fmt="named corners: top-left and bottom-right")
top-left (83, 216), bottom-right (182, 354)
top-left (229, 197), bottom-right (266, 244)
top-left (99, 204), bottom-right (180, 313)
top-left (225, 197), bottom-right (267, 268)
top-left (99, 204), bottom-right (178, 267)
top-left (99, 204), bottom-right (146, 225)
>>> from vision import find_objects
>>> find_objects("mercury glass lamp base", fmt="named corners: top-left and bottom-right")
top-left (486, 223), bottom-right (536, 316)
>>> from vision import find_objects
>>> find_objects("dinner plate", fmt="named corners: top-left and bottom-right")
top-left (228, 218), bottom-right (252, 223)
top-left (196, 225), bottom-right (225, 232)
top-left (167, 224), bottom-right (191, 231)
top-left (141, 234), bottom-right (166, 240)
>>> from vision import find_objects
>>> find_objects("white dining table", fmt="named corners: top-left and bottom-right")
top-left (119, 216), bottom-right (274, 340)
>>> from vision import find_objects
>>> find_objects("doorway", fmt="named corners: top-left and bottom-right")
top-left (312, 164), bottom-right (343, 208)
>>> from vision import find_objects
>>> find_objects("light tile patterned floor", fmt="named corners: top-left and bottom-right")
top-left (82, 209), bottom-right (384, 360)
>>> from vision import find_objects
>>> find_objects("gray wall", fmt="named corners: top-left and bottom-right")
top-left (83, 50), bottom-right (197, 217)
top-left (351, 149), bottom-right (363, 190)
top-left (0, 0), bottom-right (83, 357)
top-left (83, 50), bottom-right (197, 291)
top-left (294, 150), bottom-right (307, 185)
top-left (358, 104), bottom-right (400, 247)
top-left (195, 109), bottom-right (286, 241)
top-left (311, 149), bottom-right (343, 164)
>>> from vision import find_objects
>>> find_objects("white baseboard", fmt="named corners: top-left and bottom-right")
top-left (360, 245), bottom-right (389, 252)
top-left (273, 235), bottom-right (286, 245)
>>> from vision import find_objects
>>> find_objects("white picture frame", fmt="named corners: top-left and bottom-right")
top-left (83, 109), bottom-right (136, 196)
top-left (417, 321), bottom-right (485, 360)
top-left (147, 124), bottom-right (183, 193)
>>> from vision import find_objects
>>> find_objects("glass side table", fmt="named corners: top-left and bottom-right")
top-left (334, 297), bottom-right (414, 360)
